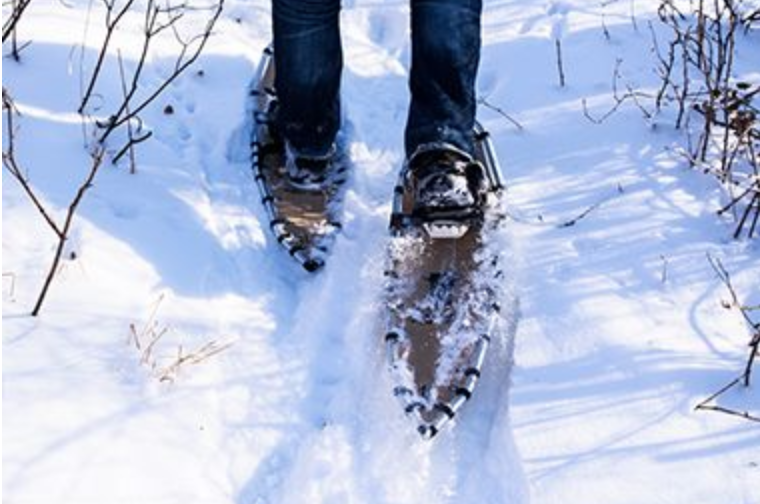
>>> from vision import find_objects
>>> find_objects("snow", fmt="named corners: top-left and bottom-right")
top-left (3, 0), bottom-right (759, 503)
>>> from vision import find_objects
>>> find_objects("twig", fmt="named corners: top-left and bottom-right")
top-left (141, 325), bottom-right (169, 366)
top-left (78, 0), bottom-right (140, 113)
top-left (583, 59), bottom-right (653, 124)
top-left (694, 376), bottom-right (760, 422)
top-left (156, 339), bottom-right (234, 383)
top-left (733, 192), bottom-right (759, 239)
top-left (555, 38), bottom-right (566, 88)
top-left (504, 184), bottom-right (624, 228)
top-left (477, 97), bottom-right (524, 132)
top-left (112, 129), bottom-right (152, 165)
top-left (582, 90), bottom-right (653, 124)
top-left (128, 293), bottom-right (166, 348)
top-left (114, 50), bottom-right (143, 172)
top-left (557, 185), bottom-right (624, 228)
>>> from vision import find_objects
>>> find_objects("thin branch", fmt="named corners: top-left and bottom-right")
top-left (114, 50), bottom-right (142, 172)
top-left (557, 184), bottom-right (624, 228)
top-left (2, 89), bottom-right (63, 236)
top-left (78, 0), bottom-right (140, 113)
top-left (2, 0), bottom-right (32, 43)
top-left (583, 59), bottom-right (653, 124)
top-left (555, 38), bottom-right (566, 88)
top-left (477, 97), bottom-right (524, 132)
top-left (156, 339), bottom-right (234, 383)
top-left (32, 147), bottom-right (106, 316)
top-left (694, 376), bottom-right (760, 422)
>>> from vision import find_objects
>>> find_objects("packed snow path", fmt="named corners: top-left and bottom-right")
top-left (3, 1), bottom-right (759, 504)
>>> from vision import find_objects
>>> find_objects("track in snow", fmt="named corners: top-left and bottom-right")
top-left (226, 22), bottom-right (529, 501)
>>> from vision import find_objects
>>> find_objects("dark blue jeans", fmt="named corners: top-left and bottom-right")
top-left (272, 0), bottom-right (482, 159)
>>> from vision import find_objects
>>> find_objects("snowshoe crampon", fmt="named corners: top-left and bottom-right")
top-left (384, 125), bottom-right (506, 439)
top-left (250, 46), bottom-right (350, 272)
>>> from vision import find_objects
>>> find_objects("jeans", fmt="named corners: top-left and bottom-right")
top-left (272, 0), bottom-right (482, 159)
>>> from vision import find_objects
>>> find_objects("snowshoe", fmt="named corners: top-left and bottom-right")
top-left (384, 124), bottom-right (507, 439)
top-left (250, 45), bottom-right (350, 272)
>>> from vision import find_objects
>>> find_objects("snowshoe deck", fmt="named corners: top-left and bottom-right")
top-left (250, 46), bottom-right (349, 272)
top-left (384, 125), bottom-right (506, 439)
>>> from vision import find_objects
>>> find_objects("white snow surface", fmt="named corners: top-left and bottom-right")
top-left (3, 1), bottom-right (760, 503)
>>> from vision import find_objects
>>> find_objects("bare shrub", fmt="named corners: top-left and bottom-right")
top-left (653, 0), bottom-right (759, 238)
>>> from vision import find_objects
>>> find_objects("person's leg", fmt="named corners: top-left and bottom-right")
top-left (272, 0), bottom-right (343, 157)
top-left (406, 0), bottom-right (482, 159)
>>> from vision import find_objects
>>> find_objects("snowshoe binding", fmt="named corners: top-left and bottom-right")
top-left (407, 144), bottom-right (489, 240)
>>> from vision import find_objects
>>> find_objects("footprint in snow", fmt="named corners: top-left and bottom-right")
top-left (161, 84), bottom-right (196, 143)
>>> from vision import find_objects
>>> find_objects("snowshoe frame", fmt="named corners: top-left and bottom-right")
top-left (385, 124), bottom-right (505, 439)
top-left (250, 46), bottom-right (348, 272)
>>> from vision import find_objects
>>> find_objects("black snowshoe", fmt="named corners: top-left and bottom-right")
top-left (384, 124), bottom-right (507, 439)
top-left (250, 46), bottom-right (350, 272)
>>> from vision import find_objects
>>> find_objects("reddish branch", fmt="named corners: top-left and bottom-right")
top-left (3, 88), bottom-right (106, 316)
top-left (3, 89), bottom-right (61, 234)
top-left (31, 148), bottom-right (105, 316)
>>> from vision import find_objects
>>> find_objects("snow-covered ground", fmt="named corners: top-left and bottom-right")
top-left (3, 0), bottom-right (759, 503)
